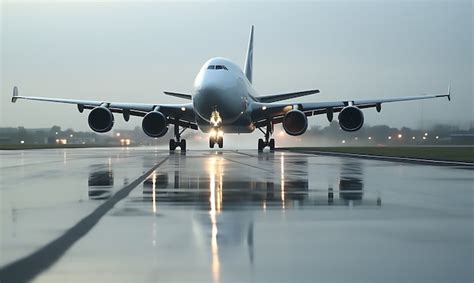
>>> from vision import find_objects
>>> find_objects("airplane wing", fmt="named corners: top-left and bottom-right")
top-left (255, 89), bottom-right (320, 103)
top-left (11, 87), bottom-right (198, 129)
top-left (251, 87), bottom-right (451, 128)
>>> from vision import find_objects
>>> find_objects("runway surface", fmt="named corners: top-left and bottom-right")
top-left (0, 148), bottom-right (473, 283)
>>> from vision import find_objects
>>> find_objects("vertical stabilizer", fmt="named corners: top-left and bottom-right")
top-left (244, 25), bottom-right (254, 83)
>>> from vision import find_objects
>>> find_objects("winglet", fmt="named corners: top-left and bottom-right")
top-left (11, 86), bottom-right (18, 103)
top-left (447, 84), bottom-right (451, 101)
top-left (244, 25), bottom-right (254, 84)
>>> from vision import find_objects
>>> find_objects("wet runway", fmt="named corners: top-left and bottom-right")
top-left (1, 148), bottom-right (473, 283)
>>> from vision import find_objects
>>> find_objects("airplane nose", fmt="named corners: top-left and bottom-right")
top-left (194, 86), bottom-right (243, 124)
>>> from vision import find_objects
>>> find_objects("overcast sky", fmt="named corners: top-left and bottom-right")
top-left (1, 0), bottom-right (472, 131)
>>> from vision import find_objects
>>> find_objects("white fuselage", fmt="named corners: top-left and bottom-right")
top-left (192, 57), bottom-right (257, 133)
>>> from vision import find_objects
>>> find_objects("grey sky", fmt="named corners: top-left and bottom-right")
top-left (1, 0), bottom-right (472, 131)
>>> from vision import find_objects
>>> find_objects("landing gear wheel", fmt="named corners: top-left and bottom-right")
top-left (258, 138), bottom-right (265, 152)
top-left (218, 136), bottom-right (223, 148)
top-left (209, 136), bottom-right (215, 148)
top-left (269, 138), bottom-right (275, 151)
top-left (180, 139), bottom-right (186, 151)
top-left (169, 139), bottom-right (176, 151)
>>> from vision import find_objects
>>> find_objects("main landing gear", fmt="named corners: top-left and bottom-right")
top-left (169, 120), bottom-right (187, 151)
top-left (257, 122), bottom-right (275, 152)
top-left (209, 128), bottom-right (223, 149)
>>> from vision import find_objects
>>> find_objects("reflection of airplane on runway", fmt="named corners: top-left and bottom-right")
top-left (88, 164), bottom-right (114, 200)
top-left (11, 27), bottom-right (451, 151)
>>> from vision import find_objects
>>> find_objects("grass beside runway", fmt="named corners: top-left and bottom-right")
top-left (281, 146), bottom-right (474, 163)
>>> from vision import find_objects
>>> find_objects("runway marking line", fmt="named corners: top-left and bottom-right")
top-left (0, 157), bottom-right (169, 283)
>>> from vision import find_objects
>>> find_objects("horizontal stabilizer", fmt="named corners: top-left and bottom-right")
top-left (257, 89), bottom-right (320, 103)
top-left (163, 91), bottom-right (192, 100)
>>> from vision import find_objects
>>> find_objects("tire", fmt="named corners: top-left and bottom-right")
top-left (258, 138), bottom-right (264, 151)
top-left (209, 136), bottom-right (215, 148)
top-left (269, 139), bottom-right (275, 151)
top-left (180, 139), bottom-right (186, 151)
top-left (218, 137), bottom-right (223, 148)
top-left (169, 139), bottom-right (176, 151)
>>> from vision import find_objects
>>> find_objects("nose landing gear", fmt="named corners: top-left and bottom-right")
top-left (209, 108), bottom-right (223, 149)
top-left (209, 129), bottom-right (223, 149)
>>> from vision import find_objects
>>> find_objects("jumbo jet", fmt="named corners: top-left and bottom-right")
top-left (11, 26), bottom-right (450, 151)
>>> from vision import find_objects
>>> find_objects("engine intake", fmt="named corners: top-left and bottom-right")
top-left (88, 107), bottom-right (114, 133)
top-left (142, 111), bottom-right (168, 138)
top-left (338, 106), bottom-right (364, 132)
top-left (282, 110), bottom-right (308, 136)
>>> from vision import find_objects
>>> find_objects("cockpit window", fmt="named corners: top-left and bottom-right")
top-left (207, 65), bottom-right (228, 71)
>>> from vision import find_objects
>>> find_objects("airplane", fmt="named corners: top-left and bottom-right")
top-left (11, 26), bottom-right (451, 151)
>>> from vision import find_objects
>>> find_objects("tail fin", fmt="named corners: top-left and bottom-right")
top-left (244, 25), bottom-right (254, 83)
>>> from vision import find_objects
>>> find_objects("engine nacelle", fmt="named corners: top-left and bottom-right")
top-left (88, 107), bottom-right (114, 133)
top-left (338, 106), bottom-right (364, 132)
top-left (142, 111), bottom-right (168, 138)
top-left (282, 110), bottom-right (308, 136)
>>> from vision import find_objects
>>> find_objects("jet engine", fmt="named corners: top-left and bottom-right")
top-left (88, 107), bottom-right (114, 133)
top-left (142, 111), bottom-right (168, 138)
top-left (282, 110), bottom-right (308, 136)
top-left (338, 106), bottom-right (364, 132)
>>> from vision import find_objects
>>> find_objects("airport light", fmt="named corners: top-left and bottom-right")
top-left (388, 136), bottom-right (392, 140)
top-left (354, 137), bottom-right (358, 140)
top-left (424, 132), bottom-right (428, 136)
top-left (70, 134), bottom-right (73, 138)
top-left (20, 140), bottom-right (24, 144)
top-left (342, 140), bottom-right (346, 144)
top-left (398, 134), bottom-right (402, 139)
top-left (412, 136), bottom-right (416, 140)
top-left (436, 136), bottom-right (439, 139)
top-left (116, 132), bottom-right (121, 137)
top-left (422, 136), bottom-right (427, 140)
top-left (368, 137), bottom-right (372, 140)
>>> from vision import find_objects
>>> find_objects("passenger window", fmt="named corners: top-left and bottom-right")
top-left (216, 65), bottom-right (223, 70)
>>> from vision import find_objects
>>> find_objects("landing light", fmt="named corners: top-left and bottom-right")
top-left (262, 106), bottom-right (267, 111)
top-left (181, 107), bottom-right (186, 112)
